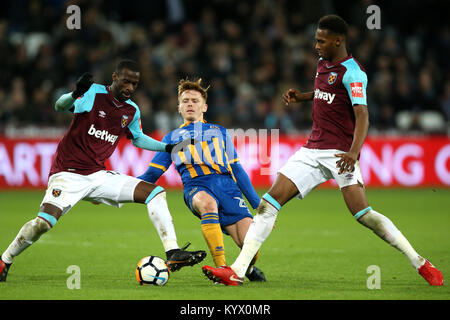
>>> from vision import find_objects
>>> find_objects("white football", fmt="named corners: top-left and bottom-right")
top-left (135, 256), bottom-right (170, 286)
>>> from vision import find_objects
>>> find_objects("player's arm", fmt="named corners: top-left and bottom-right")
top-left (137, 158), bottom-right (168, 183)
top-left (55, 73), bottom-right (93, 111)
top-left (335, 67), bottom-right (369, 174)
top-left (335, 105), bottom-right (369, 174)
top-left (138, 154), bottom-right (173, 183)
top-left (230, 161), bottom-right (260, 209)
top-left (282, 89), bottom-right (314, 106)
top-left (137, 134), bottom-right (173, 183)
top-left (132, 134), bottom-right (167, 152)
top-left (132, 134), bottom-right (198, 153)
top-left (128, 111), bottom-right (196, 153)
top-left (225, 131), bottom-right (260, 209)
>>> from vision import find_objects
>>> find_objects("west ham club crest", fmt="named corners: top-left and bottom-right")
top-left (328, 72), bottom-right (338, 85)
top-left (121, 115), bottom-right (129, 128)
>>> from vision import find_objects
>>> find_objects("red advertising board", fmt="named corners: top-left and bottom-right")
top-left (0, 135), bottom-right (449, 189)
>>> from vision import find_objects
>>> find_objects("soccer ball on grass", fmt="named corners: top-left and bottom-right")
top-left (135, 256), bottom-right (170, 286)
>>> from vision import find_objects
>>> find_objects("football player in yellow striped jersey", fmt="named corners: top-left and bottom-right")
top-left (138, 79), bottom-right (265, 282)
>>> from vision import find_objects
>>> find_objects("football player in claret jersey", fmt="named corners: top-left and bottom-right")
top-left (202, 15), bottom-right (443, 286)
top-left (0, 60), bottom-right (206, 282)
top-left (138, 79), bottom-right (266, 282)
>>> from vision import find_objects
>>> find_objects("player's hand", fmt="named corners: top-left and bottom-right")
top-left (72, 72), bottom-right (93, 98)
top-left (282, 89), bottom-right (302, 106)
top-left (335, 152), bottom-right (358, 174)
top-left (165, 138), bottom-right (199, 154)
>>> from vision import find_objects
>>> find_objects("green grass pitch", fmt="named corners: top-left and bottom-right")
top-left (0, 188), bottom-right (449, 300)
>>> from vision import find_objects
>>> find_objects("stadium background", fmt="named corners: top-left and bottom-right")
top-left (0, 0), bottom-right (448, 189)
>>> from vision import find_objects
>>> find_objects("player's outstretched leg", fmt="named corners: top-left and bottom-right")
top-left (0, 212), bottom-right (56, 282)
top-left (166, 242), bottom-right (207, 272)
top-left (355, 207), bottom-right (443, 286)
top-left (342, 185), bottom-right (443, 286)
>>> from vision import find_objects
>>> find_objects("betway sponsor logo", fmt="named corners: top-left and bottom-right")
top-left (314, 89), bottom-right (335, 104)
top-left (88, 124), bottom-right (118, 145)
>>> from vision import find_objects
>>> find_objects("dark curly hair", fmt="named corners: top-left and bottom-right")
top-left (116, 59), bottom-right (140, 74)
top-left (318, 15), bottom-right (348, 36)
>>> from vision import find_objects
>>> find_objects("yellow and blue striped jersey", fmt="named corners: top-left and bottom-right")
top-left (145, 121), bottom-right (239, 185)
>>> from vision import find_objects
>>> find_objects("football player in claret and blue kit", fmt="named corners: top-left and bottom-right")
top-left (202, 15), bottom-right (443, 286)
top-left (0, 60), bottom-right (206, 282)
top-left (138, 78), bottom-right (266, 282)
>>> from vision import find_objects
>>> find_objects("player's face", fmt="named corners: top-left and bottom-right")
top-left (112, 68), bottom-right (140, 101)
top-left (178, 90), bottom-right (207, 122)
top-left (315, 28), bottom-right (339, 61)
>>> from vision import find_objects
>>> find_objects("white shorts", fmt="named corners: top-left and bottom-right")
top-left (278, 147), bottom-right (364, 199)
top-left (41, 170), bottom-right (142, 215)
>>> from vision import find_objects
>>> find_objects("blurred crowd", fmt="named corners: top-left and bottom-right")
top-left (0, 0), bottom-right (449, 136)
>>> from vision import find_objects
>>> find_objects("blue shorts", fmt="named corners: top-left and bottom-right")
top-left (183, 173), bottom-right (253, 228)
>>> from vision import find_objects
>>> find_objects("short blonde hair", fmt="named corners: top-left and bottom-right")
top-left (178, 78), bottom-right (209, 102)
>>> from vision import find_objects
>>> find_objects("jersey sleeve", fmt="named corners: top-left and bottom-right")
top-left (126, 102), bottom-right (144, 140)
top-left (342, 66), bottom-right (368, 106)
top-left (230, 162), bottom-right (260, 209)
top-left (137, 134), bottom-right (173, 183)
top-left (223, 129), bottom-right (260, 209)
top-left (72, 84), bottom-right (105, 113)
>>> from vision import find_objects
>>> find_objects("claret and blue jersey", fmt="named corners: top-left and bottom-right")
top-left (305, 55), bottom-right (368, 152)
top-left (50, 84), bottom-right (145, 176)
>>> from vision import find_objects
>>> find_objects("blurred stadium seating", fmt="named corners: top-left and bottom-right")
top-left (0, 0), bottom-right (448, 137)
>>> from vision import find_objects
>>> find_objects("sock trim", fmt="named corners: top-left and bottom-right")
top-left (262, 193), bottom-right (281, 211)
top-left (37, 212), bottom-right (57, 227)
top-left (354, 206), bottom-right (372, 220)
top-left (144, 186), bottom-right (165, 204)
top-left (201, 212), bottom-right (220, 225)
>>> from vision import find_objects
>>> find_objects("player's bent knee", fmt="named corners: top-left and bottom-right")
top-left (195, 201), bottom-right (217, 214)
top-left (192, 192), bottom-right (218, 213)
